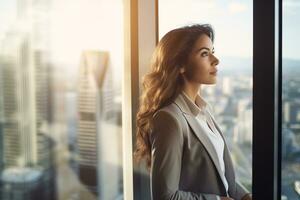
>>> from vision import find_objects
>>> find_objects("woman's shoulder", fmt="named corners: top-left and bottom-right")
top-left (154, 102), bottom-right (182, 118)
top-left (151, 102), bottom-right (189, 141)
top-left (153, 102), bottom-right (187, 128)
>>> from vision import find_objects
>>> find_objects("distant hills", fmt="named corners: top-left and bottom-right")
top-left (219, 57), bottom-right (300, 75)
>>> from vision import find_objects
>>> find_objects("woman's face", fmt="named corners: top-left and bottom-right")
top-left (182, 34), bottom-right (219, 85)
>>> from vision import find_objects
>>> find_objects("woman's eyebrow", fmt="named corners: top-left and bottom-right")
top-left (195, 47), bottom-right (215, 53)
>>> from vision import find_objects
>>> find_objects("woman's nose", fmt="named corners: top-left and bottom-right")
top-left (211, 54), bottom-right (219, 66)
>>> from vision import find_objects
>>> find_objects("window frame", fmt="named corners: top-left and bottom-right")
top-left (253, 0), bottom-right (282, 199)
top-left (124, 0), bottom-right (284, 199)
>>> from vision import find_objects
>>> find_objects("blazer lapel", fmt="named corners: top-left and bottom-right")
top-left (174, 93), bottom-right (239, 195)
top-left (182, 113), bottom-right (226, 185)
top-left (174, 95), bottom-right (226, 187)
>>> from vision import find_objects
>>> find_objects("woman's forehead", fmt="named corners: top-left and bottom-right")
top-left (191, 35), bottom-right (214, 54)
top-left (193, 35), bottom-right (213, 50)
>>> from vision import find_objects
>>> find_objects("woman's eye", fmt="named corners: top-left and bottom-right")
top-left (201, 52), bottom-right (209, 57)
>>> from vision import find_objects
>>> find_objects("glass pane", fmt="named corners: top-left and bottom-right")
top-left (159, 0), bottom-right (253, 191)
top-left (0, 0), bottom-right (124, 200)
top-left (282, 1), bottom-right (300, 199)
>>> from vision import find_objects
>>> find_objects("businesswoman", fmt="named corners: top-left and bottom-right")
top-left (134, 24), bottom-right (252, 200)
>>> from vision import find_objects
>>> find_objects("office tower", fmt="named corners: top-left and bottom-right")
top-left (77, 51), bottom-right (109, 199)
top-left (76, 50), bottom-right (122, 199)
top-left (33, 49), bottom-right (56, 200)
top-left (237, 99), bottom-right (252, 144)
top-left (0, 59), bottom-right (4, 172)
top-left (283, 101), bottom-right (290, 123)
top-left (0, 29), bottom-right (56, 199)
top-left (222, 77), bottom-right (232, 96)
top-left (0, 0), bottom-right (56, 196)
top-left (0, 32), bottom-right (35, 167)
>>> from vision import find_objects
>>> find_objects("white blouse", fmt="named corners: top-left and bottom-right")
top-left (182, 92), bottom-right (229, 193)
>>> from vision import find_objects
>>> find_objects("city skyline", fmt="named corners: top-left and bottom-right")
top-left (0, 0), bottom-right (299, 199)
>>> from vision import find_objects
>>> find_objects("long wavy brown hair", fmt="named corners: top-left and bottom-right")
top-left (134, 24), bottom-right (215, 170)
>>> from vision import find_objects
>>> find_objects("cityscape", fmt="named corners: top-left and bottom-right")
top-left (0, 0), bottom-right (299, 200)
top-left (202, 58), bottom-right (300, 199)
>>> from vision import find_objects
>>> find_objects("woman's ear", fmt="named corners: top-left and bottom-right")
top-left (179, 67), bottom-right (185, 74)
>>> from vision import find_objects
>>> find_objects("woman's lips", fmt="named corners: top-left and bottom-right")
top-left (210, 70), bottom-right (218, 75)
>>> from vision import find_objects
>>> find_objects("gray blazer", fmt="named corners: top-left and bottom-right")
top-left (150, 93), bottom-right (250, 200)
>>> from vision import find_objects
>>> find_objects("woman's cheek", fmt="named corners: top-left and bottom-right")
top-left (192, 67), bottom-right (205, 82)
top-left (184, 61), bottom-right (205, 82)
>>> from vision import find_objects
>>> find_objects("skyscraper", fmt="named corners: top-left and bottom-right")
top-left (0, 0), bottom-right (56, 199)
top-left (77, 50), bottom-right (109, 199)
top-left (0, 32), bottom-right (35, 167)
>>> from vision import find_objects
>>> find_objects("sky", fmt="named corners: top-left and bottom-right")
top-left (159, 0), bottom-right (300, 60)
top-left (0, 0), bottom-right (124, 82)
top-left (159, 0), bottom-right (253, 58)
top-left (0, 0), bottom-right (299, 60)
top-left (283, 0), bottom-right (300, 60)
top-left (0, 0), bottom-right (16, 41)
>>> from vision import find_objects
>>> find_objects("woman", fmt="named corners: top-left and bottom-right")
top-left (134, 24), bottom-right (252, 200)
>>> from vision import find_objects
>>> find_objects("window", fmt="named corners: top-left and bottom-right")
top-left (281, 0), bottom-right (300, 199)
top-left (159, 0), bottom-right (253, 191)
top-left (0, 0), bottom-right (124, 199)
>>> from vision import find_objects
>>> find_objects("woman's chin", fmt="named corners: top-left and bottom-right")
top-left (205, 79), bottom-right (217, 85)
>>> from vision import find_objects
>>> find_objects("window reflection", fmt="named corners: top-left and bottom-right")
top-left (0, 0), bottom-right (124, 200)
top-left (282, 1), bottom-right (300, 199)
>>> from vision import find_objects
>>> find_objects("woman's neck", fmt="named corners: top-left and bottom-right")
top-left (182, 83), bottom-right (201, 102)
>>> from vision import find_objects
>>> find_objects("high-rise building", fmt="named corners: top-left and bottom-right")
top-left (237, 99), bottom-right (252, 144)
top-left (76, 50), bottom-right (122, 199)
top-left (0, 58), bottom-right (4, 172)
top-left (0, 30), bottom-right (56, 199)
top-left (0, 0), bottom-right (56, 199)
top-left (77, 50), bottom-right (109, 199)
top-left (222, 77), bottom-right (232, 96)
top-left (0, 32), bottom-right (36, 167)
